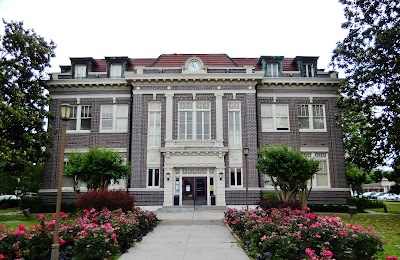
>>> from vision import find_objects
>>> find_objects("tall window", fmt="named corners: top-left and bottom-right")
top-left (298, 104), bottom-right (326, 131)
top-left (261, 104), bottom-right (289, 131)
top-left (230, 168), bottom-right (242, 187)
top-left (74, 64), bottom-right (87, 79)
top-left (302, 152), bottom-right (329, 187)
top-left (100, 104), bottom-right (129, 132)
top-left (266, 63), bottom-right (279, 77)
top-left (302, 63), bottom-right (314, 77)
top-left (109, 64), bottom-right (123, 78)
top-left (147, 168), bottom-right (160, 187)
top-left (148, 102), bottom-right (161, 147)
top-left (179, 101), bottom-right (210, 140)
top-left (67, 105), bottom-right (91, 132)
top-left (228, 102), bottom-right (241, 147)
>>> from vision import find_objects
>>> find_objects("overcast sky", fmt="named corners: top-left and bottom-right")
top-left (1, 0), bottom-right (347, 73)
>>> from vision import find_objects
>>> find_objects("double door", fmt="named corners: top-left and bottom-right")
top-left (182, 177), bottom-right (207, 205)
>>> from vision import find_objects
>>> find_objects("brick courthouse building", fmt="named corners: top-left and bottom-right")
top-left (41, 54), bottom-right (348, 206)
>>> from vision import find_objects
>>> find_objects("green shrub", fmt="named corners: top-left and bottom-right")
top-left (347, 197), bottom-right (385, 212)
top-left (19, 197), bottom-right (76, 213)
top-left (258, 193), bottom-right (301, 210)
top-left (308, 204), bottom-right (349, 213)
top-left (0, 199), bottom-right (20, 209)
top-left (76, 189), bottom-right (135, 212)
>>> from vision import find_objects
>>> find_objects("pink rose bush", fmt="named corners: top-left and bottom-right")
top-left (0, 207), bottom-right (158, 260)
top-left (225, 207), bottom-right (383, 260)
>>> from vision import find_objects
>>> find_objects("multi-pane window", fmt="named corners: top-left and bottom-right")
top-left (298, 104), bottom-right (326, 131)
top-left (302, 63), bottom-right (314, 77)
top-left (147, 168), bottom-right (160, 187)
top-left (74, 64), bottom-right (87, 79)
top-left (148, 102), bottom-right (161, 147)
top-left (109, 64), bottom-right (123, 78)
top-left (67, 105), bottom-right (91, 132)
top-left (228, 102), bottom-right (241, 147)
top-left (178, 101), bottom-right (210, 140)
top-left (261, 104), bottom-right (289, 131)
top-left (230, 168), bottom-right (242, 187)
top-left (302, 152), bottom-right (329, 187)
top-left (100, 104), bottom-right (129, 132)
top-left (266, 63), bottom-right (279, 77)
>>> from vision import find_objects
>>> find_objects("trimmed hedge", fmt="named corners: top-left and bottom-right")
top-left (76, 189), bottom-right (135, 212)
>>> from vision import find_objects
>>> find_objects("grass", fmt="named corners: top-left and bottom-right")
top-left (317, 205), bottom-right (400, 259)
top-left (367, 201), bottom-right (400, 214)
top-left (0, 213), bottom-right (40, 230)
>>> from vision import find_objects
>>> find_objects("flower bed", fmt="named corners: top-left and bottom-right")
top-left (225, 207), bottom-right (384, 260)
top-left (0, 207), bottom-right (159, 260)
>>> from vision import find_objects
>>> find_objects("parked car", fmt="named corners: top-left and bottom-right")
top-left (362, 192), bottom-right (377, 199)
top-left (0, 195), bottom-right (20, 201)
top-left (370, 192), bottom-right (387, 199)
top-left (377, 193), bottom-right (400, 201)
top-left (20, 192), bottom-right (39, 198)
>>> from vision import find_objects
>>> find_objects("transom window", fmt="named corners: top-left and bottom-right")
top-left (298, 104), bottom-right (326, 131)
top-left (147, 168), bottom-right (160, 187)
top-left (178, 101), bottom-right (210, 140)
top-left (148, 102), bottom-right (161, 147)
top-left (302, 152), bottom-right (329, 187)
top-left (67, 105), bottom-right (91, 132)
top-left (266, 63), bottom-right (279, 77)
top-left (100, 104), bottom-right (129, 132)
top-left (230, 168), bottom-right (242, 187)
top-left (109, 64), bottom-right (123, 78)
top-left (74, 64), bottom-right (87, 79)
top-left (261, 104), bottom-right (289, 131)
top-left (228, 102), bottom-right (241, 147)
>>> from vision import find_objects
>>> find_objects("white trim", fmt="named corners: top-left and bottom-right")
top-left (51, 94), bottom-right (131, 99)
top-left (65, 148), bottom-right (128, 153)
top-left (133, 89), bottom-right (256, 95)
top-left (300, 147), bottom-right (329, 152)
top-left (257, 93), bottom-right (337, 98)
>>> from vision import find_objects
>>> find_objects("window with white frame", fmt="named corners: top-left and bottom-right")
top-left (298, 104), bottom-right (326, 131)
top-left (109, 63), bottom-right (123, 78)
top-left (261, 104), bottom-right (289, 131)
top-left (302, 152), bottom-right (329, 187)
top-left (100, 104), bottom-right (129, 132)
top-left (228, 102), bottom-right (241, 147)
top-left (67, 105), bottom-right (91, 132)
top-left (74, 64), bottom-right (87, 79)
top-left (230, 168), bottom-right (242, 187)
top-left (263, 175), bottom-right (274, 187)
top-left (178, 101), bottom-right (210, 140)
top-left (148, 102), bottom-right (161, 147)
top-left (266, 63), bottom-right (279, 77)
top-left (302, 63), bottom-right (314, 77)
top-left (147, 168), bottom-right (160, 187)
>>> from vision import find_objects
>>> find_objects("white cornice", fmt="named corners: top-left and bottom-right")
top-left (260, 77), bottom-right (342, 86)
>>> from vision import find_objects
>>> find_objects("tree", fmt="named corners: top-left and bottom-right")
top-left (346, 163), bottom-right (365, 195)
top-left (0, 20), bottom-right (56, 193)
top-left (65, 148), bottom-right (131, 191)
top-left (331, 1), bottom-right (400, 178)
top-left (256, 145), bottom-right (320, 208)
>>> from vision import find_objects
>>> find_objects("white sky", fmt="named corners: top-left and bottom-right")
top-left (0, 0), bottom-right (347, 73)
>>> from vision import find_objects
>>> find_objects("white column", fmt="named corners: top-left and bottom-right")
top-left (215, 93), bottom-right (224, 142)
top-left (165, 93), bottom-right (174, 142)
top-left (215, 167), bottom-right (226, 206)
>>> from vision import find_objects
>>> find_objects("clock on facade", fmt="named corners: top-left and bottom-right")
top-left (187, 59), bottom-right (201, 71)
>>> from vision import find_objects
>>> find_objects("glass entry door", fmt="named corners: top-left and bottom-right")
top-left (182, 177), bottom-right (207, 205)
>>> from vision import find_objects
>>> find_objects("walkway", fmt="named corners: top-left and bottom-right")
top-left (118, 206), bottom-right (249, 260)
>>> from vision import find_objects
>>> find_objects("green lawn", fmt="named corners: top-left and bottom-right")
top-left (368, 201), bottom-right (400, 214)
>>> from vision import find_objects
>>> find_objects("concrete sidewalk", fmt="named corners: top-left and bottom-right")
top-left (118, 206), bottom-right (249, 260)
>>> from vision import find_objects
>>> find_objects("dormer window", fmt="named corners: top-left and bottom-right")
top-left (266, 63), bottom-right (279, 77)
top-left (105, 56), bottom-right (131, 78)
top-left (74, 64), bottom-right (87, 79)
top-left (302, 63), bottom-right (314, 77)
top-left (258, 56), bottom-right (284, 78)
top-left (109, 63), bottom-right (123, 78)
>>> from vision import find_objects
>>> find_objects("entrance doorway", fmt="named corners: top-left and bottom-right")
top-left (182, 177), bottom-right (207, 205)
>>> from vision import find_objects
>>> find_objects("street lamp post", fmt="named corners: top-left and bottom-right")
top-left (51, 104), bottom-right (71, 260)
top-left (243, 147), bottom-right (249, 212)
